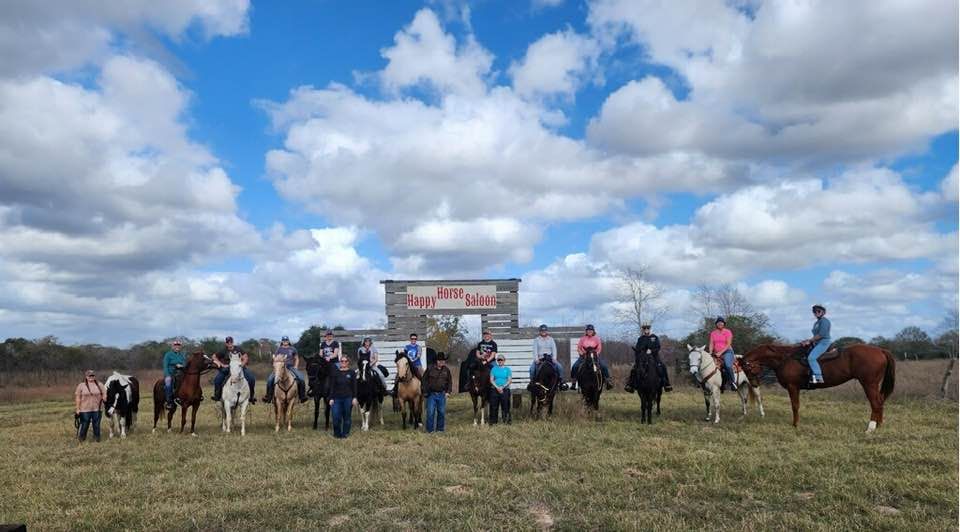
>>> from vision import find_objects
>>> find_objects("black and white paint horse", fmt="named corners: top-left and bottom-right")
top-left (104, 372), bottom-right (140, 439)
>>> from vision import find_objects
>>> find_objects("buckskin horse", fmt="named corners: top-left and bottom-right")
top-left (152, 351), bottom-right (212, 435)
top-left (466, 355), bottom-right (492, 426)
top-left (739, 343), bottom-right (895, 432)
top-left (306, 355), bottom-right (333, 431)
top-left (272, 354), bottom-right (298, 432)
top-left (577, 347), bottom-right (604, 411)
top-left (394, 352), bottom-right (422, 430)
top-left (631, 347), bottom-right (661, 425)
top-left (528, 358), bottom-right (559, 419)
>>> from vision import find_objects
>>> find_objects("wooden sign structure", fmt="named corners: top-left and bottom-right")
top-left (381, 279), bottom-right (520, 340)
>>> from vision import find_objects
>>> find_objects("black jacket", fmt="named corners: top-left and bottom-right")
top-left (327, 368), bottom-right (357, 399)
top-left (635, 334), bottom-right (661, 363)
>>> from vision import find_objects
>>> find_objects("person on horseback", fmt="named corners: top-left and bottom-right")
top-left (212, 337), bottom-right (256, 403)
top-left (263, 336), bottom-right (307, 404)
top-left (162, 339), bottom-right (186, 410)
top-left (477, 330), bottom-right (498, 365)
top-left (571, 324), bottom-right (612, 390)
top-left (392, 333), bottom-right (423, 397)
top-left (801, 304), bottom-right (831, 384)
top-left (708, 317), bottom-right (737, 392)
top-left (629, 323), bottom-right (672, 393)
top-left (421, 351), bottom-right (452, 433)
top-left (529, 324), bottom-right (562, 383)
top-left (357, 337), bottom-right (388, 396)
top-left (319, 331), bottom-right (341, 362)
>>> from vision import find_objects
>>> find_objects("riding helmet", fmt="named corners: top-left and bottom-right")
top-left (585, 324), bottom-right (595, 331)
top-left (538, 324), bottom-right (548, 331)
top-left (812, 304), bottom-right (826, 313)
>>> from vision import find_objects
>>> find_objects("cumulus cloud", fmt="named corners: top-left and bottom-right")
top-left (510, 29), bottom-right (600, 99)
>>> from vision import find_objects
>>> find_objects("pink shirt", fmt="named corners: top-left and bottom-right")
top-left (710, 328), bottom-right (733, 353)
top-left (577, 335), bottom-right (602, 355)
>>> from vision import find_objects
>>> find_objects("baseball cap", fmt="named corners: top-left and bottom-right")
top-left (225, 336), bottom-right (234, 343)
top-left (281, 335), bottom-right (290, 342)
top-left (85, 369), bottom-right (95, 377)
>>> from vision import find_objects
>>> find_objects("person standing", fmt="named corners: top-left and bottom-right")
top-left (421, 352), bottom-right (453, 433)
top-left (708, 318), bottom-right (737, 391)
top-left (161, 339), bottom-right (186, 410)
top-left (802, 304), bottom-right (832, 384)
top-left (327, 356), bottom-right (358, 439)
top-left (571, 324), bottom-right (612, 390)
top-left (632, 324), bottom-right (672, 392)
top-left (74, 370), bottom-right (106, 442)
top-left (529, 324), bottom-right (562, 381)
top-left (212, 336), bottom-right (256, 403)
top-left (489, 355), bottom-right (513, 425)
top-left (264, 336), bottom-right (307, 403)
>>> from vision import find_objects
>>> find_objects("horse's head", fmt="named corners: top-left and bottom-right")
top-left (739, 344), bottom-right (791, 383)
top-left (395, 353), bottom-right (410, 380)
top-left (686, 344), bottom-right (708, 372)
top-left (187, 350), bottom-right (211, 371)
top-left (105, 377), bottom-right (128, 417)
top-left (228, 353), bottom-right (243, 383)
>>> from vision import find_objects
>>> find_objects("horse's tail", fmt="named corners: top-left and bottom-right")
top-left (881, 349), bottom-right (896, 400)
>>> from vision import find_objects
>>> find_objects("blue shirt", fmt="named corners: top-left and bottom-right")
top-left (404, 342), bottom-right (422, 367)
top-left (491, 365), bottom-right (512, 388)
top-left (812, 317), bottom-right (831, 340)
top-left (275, 345), bottom-right (298, 366)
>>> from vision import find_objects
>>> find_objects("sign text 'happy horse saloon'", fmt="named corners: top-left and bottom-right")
top-left (406, 285), bottom-right (498, 310)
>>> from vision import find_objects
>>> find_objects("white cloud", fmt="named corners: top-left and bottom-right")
top-left (510, 29), bottom-right (600, 99)
top-left (942, 164), bottom-right (959, 202)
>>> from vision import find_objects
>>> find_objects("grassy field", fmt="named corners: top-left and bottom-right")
top-left (0, 367), bottom-right (957, 531)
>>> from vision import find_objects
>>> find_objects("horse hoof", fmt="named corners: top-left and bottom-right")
top-left (866, 420), bottom-right (877, 433)
top-left (190, 432), bottom-right (197, 437)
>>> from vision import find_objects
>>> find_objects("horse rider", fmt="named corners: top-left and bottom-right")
top-left (421, 351), bottom-right (452, 433)
top-left (211, 336), bottom-right (256, 403)
top-left (477, 330), bottom-right (498, 366)
top-left (570, 324), bottom-right (612, 390)
top-left (357, 337), bottom-right (389, 396)
top-left (319, 330), bottom-right (341, 362)
top-left (801, 304), bottom-right (831, 384)
top-left (630, 323), bottom-right (672, 392)
top-left (529, 324), bottom-right (562, 383)
top-left (708, 317), bottom-right (737, 391)
top-left (263, 336), bottom-right (308, 404)
top-left (393, 332), bottom-right (423, 397)
top-left (162, 339), bottom-right (186, 410)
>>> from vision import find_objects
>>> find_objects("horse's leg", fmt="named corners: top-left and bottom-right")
top-left (275, 400), bottom-right (281, 432)
top-left (738, 386), bottom-right (748, 416)
top-left (787, 384), bottom-right (800, 428)
top-left (713, 389), bottom-right (720, 424)
top-left (224, 401), bottom-right (232, 433)
top-left (656, 389), bottom-right (661, 416)
top-left (240, 401), bottom-right (247, 436)
top-left (190, 403), bottom-right (199, 436)
top-left (120, 416), bottom-right (127, 439)
top-left (313, 397), bottom-right (320, 430)
top-left (167, 405), bottom-right (175, 432)
top-left (179, 402), bottom-right (188, 433)
top-left (860, 379), bottom-right (883, 433)
top-left (471, 395), bottom-right (478, 426)
top-left (287, 399), bottom-right (294, 432)
top-left (754, 385), bottom-right (765, 417)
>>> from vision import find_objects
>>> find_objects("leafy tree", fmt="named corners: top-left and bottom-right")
top-left (426, 316), bottom-right (470, 361)
top-left (832, 336), bottom-right (865, 348)
top-left (681, 314), bottom-right (780, 357)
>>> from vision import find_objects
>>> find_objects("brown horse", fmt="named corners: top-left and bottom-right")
top-left (466, 356), bottom-right (491, 426)
top-left (152, 351), bottom-right (213, 435)
top-left (394, 353), bottom-right (422, 430)
top-left (739, 343), bottom-right (895, 432)
top-left (272, 355), bottom-right (298, 432)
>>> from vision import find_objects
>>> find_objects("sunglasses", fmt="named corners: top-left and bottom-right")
top-left (496, 359), bottom-right (505, 362)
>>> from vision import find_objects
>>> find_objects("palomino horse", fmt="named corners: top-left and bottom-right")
top-left (631, 347), bottom-right (661, 425)
top-left (466, 357), bottom-right (491, 426)
top-left (528, 358), bottom-right (559, 418)
top-left (356, 359), bottom-right (384, 431)
top-left (577, 348), bottom-right (604, 410)
top-left (152, 351), bottom-right (212, 435)
top-left (687, 345), bottom-right (764, 424)
top-left (394, 353), bottom-right (422, 430)
top-left (739, 343), bottom-right (895, 432)
top-left (306, 355), bottom-right (333, 431)
top-left (215, 353), bottom-right (250, 435)
top-left (105, 372), bottom-right (139, 438)
top-left (272, 355), bottom-right (298, 432)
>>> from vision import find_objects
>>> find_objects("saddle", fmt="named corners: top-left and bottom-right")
top-left (794, 344), bottom-right (842, 366)
top-left (710, 353), bottom-right (742, 372)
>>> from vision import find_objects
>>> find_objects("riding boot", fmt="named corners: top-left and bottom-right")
top-left (297, 380), bottom-right (308, 403)
top-left (212, 382), bottom-right (223, 402)
top-left (660, 365), bottom-right (673, 392)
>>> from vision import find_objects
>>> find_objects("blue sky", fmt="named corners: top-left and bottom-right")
top-left (0, 0), bottom-right (956, 345)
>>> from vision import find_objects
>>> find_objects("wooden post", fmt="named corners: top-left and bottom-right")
top-left (940, 358), bottom-right (956, 399)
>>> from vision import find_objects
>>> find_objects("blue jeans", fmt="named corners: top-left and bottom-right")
top-left (425, 392), bottom-right (447, 433)
top-left (214, 367), bottom-right (256, 397)
top-left (488, 388), bottom-right (511, 424)
top-left (331, 397), bottom-right (353, 438)
top-left (808, 339), bottom-right (830, 377)
top-left (77, 411), bottom-right (101, 441)
top-left (267, 367), bottom-right (304, 394)
top-left (572, 357), bottom-right (610, 380)
top-left (529, 361), bottom-right (563, 380)
top-left (164, 376), bottom-right (174, 403)
top-left (720, 348), bottom-right (736, 386)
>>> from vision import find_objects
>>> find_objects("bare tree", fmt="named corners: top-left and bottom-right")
top-left (692, 283), bottom-right (769, 329)
top-left (615, 266), bottom-right (669, 337)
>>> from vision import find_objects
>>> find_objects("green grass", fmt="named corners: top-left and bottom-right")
top-left (0, 387), bottom-right (956, 531)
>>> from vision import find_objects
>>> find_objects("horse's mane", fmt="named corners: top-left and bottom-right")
top-left (533, 359), bottom-right (558, 385)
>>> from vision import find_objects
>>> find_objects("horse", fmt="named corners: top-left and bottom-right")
top-left (631, 347), bottom-right (661, 424)
top-left (356, 359), bottom-right (384, 431)
top-left (576, 347), bottom-right (604, 410)
top-left (466, 357), bottom-right (492, 426)
top-left (394, 352), bottom-right (422, 430)
top-left (152, 351), bottom-right (212, 435)
top-left (215, 353), bottom-right (250, 435)
top-left (739, 343), bottom-right (894, 432)
top-left (104, 372), bottom-right (139, 438)
top-left (687, 345), bottom-right (764, 424)
top-left (305, 355), bottom-right (333, 430)
top-left (272, 354), bottom-right (298, 432)
top-left (528, 359), bottom-right (559, 419)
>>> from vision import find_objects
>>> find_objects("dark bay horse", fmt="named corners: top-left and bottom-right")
top-left (152, 351), bottom-right (213, 435)
top-left (631, 347), bottom-right (661, 424)
top-left (305, 355), bottom-right (334, 431)
top-left (577, 348), bottom-right (604, 411)
top-left (466, 356), bottom-right (491, 426)
top-left (529, 359), bottom-right (559, 418)
top-left (739, 343), bottom-right (895, 432)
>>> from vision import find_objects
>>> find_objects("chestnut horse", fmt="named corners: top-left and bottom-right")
top-left (739, 343), bottom-right (895, 432)
top-left (152, 351), bottom-right (213, 435)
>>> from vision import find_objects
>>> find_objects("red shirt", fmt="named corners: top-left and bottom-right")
top-left (577, 335), bottom-right (602, 356)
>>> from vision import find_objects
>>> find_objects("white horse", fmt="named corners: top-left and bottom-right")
top-left (105, 372), bottom-right (139, 439)
top-left (216, 353), bottom-right (250, 435)
top-left (687, 344), bottom-right (764, 424)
